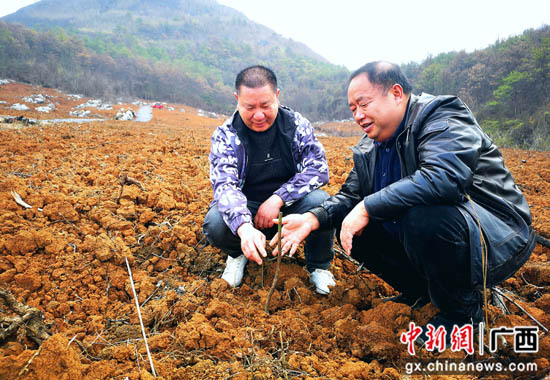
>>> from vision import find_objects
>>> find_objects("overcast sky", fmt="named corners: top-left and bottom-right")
top-left (2, 0), bottom-right (549, 70)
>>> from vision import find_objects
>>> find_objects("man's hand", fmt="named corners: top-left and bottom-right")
top-left (269, 212), bottom-right (319, 257)
top-left (237, 223), bottom-right (267, 265)
top-left (254, 194), bottom-right (284, 230)
top-left (340, 202), bottom-right (369, 255)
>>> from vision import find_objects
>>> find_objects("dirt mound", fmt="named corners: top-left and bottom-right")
top-left (1, 82), bottom-right (549, 379)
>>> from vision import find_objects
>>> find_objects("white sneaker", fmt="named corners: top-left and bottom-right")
top-left (309, 268), bottom-right (336, 295)
top-left (221, 254), bottom-right (248, 287)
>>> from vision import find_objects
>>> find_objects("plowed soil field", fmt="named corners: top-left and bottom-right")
top-left (1, 81), bottom-right (549, 380)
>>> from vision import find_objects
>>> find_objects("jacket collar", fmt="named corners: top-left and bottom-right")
top-left (227, 106), bottom-right (295, 136)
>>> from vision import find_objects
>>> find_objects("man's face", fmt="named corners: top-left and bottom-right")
top-left (235, 84), bottom-right (280, 132)
top-left (348, 74), bottom-right (405, 142)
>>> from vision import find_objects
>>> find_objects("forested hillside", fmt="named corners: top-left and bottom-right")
top-left (403, 25), bottom-right (550, 150)
top-left (1, 0), bottom-right (549, 148)
top-left (0, 20), bottom-right (233, 110)
top-left (1, 0), bottom-right (350, 120)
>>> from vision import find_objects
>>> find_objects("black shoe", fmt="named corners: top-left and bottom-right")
top-left (383, 293), bottom-right (430, 309)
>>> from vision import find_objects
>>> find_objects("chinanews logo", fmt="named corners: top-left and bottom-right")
top-left (400, 322), bottom-right (540, 375)
top-left (400, 321), bottom-right (539, 356)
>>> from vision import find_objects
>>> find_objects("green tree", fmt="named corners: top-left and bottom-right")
top-left (492, 70), bottom-right (533, 117)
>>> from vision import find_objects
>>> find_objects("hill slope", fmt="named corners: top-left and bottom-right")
top-left (2, 0), bottom-right (327, 62)
top-left (2, 0), bottom-right (350, 120)
top-left (402, 25), bottom-right (550, 149)
top-left (2, 2), bottom-right (550, 148)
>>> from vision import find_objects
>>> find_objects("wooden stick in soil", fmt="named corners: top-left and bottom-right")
top-left (491, 286), bottom-right (549, 333)
top-left (116, 173), bottom-right (145, 204)
top-left (125, 257), bottom-right (157, 377)
top-left (265, 212), bottom-right (283, 314)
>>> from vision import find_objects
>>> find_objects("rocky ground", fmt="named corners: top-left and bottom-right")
top-left (0, 81), bottom-right (549, 379)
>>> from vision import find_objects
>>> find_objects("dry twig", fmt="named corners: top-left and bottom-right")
top-left (0, 288), bottom-right (50, 346)
top-left (16, 344), bottom-right (42, 379)
top-left (141, 280), bottom-right (163, 308)
top-left (333, 245), bottom-right (372, 274)
top-left (117, 173), bottom-right (145, 204)
top-left (492, 286), bottom-right (549, 333)
top-left (10, 190), bottom-right (32, 209)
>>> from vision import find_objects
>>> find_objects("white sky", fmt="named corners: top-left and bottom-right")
top-left (0, 1), bottom-right (39, 18)
top-left (2, 0), bottom-right (549, 70)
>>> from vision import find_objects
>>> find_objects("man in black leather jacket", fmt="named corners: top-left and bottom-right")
top-left (270, 61), bottom-right (536, 338)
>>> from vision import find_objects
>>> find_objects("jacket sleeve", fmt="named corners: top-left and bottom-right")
top-left (209, 125), bottom-right (252, 235)
top-left (310, 163), bottom-right (364, 230)
top-left (274, 112), bottom-right (329, 206)
top-left (364, 102), bottom-right (482, 222)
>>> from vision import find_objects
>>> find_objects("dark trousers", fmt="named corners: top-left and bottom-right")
top-left (348, 205), bottom-right (482, 320)
top-left (203, 189), bottom-right (336, 272)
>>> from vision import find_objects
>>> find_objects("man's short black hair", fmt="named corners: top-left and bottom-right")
top-left (350, 61), bottom-right (412, 94)
top-left (235, 65), bottom-right (277, 93)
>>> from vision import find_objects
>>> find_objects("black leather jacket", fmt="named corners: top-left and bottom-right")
top-left (313, 93), bottom-right (535, 288)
